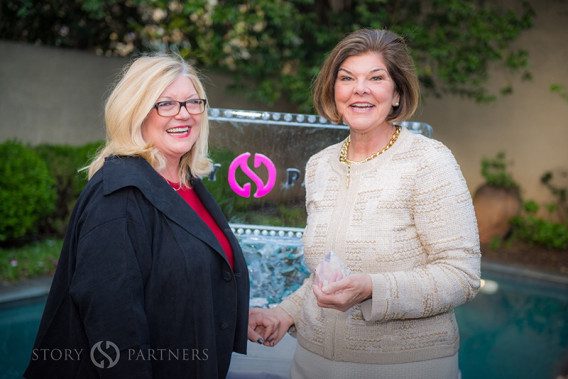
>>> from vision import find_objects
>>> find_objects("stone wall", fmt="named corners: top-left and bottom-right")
top-left (416, 0), bottom-right (568, 205)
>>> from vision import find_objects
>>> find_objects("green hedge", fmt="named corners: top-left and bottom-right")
top-left (0, 140), bottom-right (102, 245)
top-left (0, 141), bottom-right (57, 243)
top-left (511, 200), bottom-right (568, 250)
top-left (35, 142), bottom-right (102, 236)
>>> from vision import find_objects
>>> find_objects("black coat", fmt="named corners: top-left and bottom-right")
top-left (24, 156), bottom-right (250, 379)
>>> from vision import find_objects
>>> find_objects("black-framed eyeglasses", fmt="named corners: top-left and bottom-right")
top-left (153, 98), bottom-right (207, 117)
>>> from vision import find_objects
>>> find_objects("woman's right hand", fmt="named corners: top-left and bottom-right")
top-left (264, 307), bottom-right (294, 347)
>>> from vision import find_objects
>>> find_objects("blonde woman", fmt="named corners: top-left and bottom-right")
top-left (25, 54), bottom-right (250, 378)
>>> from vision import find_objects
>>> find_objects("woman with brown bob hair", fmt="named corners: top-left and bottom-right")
top-left (253, 29), bottom-right (480, 378)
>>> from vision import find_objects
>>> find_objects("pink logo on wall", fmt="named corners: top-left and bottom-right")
top-left (228, 152), bottom-right (277, 198)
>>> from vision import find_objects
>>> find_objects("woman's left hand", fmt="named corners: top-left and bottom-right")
top-left (312, 273), bottom-right (373, 312)
top-left (248, 308), bottom-right (280, 344)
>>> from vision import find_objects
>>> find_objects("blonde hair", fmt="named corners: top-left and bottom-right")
top-left (87, 53), bottom-right (212, 186)
top-left (313, 29), bottom-right (420, 124)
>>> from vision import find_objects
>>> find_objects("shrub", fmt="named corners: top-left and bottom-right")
top-left (34, 142), bottom-right (103, 236)
top-left (540, 169), bottom-right (567, 223)
top-left (0, 141), bottom-right (57, 244)
top-left (480, 151), bottom-right (519, 189)
top-left (511, 201), bottom-right (568, 250)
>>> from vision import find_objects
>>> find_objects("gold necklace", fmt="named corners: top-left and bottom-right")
top-left (339, 125), bottom-right (401, 187)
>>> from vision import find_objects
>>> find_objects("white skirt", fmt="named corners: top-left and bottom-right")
top-left (290, 344), bottom-right (459, 379)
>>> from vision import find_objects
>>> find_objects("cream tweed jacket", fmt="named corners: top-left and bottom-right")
top-left (278, 127), bottom-right (481, 365)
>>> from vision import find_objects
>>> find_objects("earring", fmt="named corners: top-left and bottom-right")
top-left (393, 102), bottom-right (399, 107)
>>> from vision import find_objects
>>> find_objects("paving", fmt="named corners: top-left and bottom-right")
top-left (229, 335), bottom-right (295, 378)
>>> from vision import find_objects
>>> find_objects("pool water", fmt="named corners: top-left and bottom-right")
top-left (0, 298), bottom-right (45, 379)
top-left (1, 270), bottom-right (567, 379)
top-left (456, 271), bottom-right (568, 379)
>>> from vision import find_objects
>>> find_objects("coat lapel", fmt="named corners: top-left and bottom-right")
top-left (102, 156), bottom-right (229, 264)
top-left (192, 180), bottom-right (244, 263)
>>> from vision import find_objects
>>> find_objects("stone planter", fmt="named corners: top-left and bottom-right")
top-left (473, 184), bottom-right (522, 244)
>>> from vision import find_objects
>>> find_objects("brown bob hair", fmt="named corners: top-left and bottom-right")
top-left (312, 29), bottom-right (420, 124)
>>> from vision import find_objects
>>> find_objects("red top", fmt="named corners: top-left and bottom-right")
top-left (168, 181), bottom-right (234, 269)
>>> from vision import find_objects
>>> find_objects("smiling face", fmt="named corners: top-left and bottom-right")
top-left (334, 52), bottom-right (400, 134)
top-left (141, 75), bottom-right (202, 165)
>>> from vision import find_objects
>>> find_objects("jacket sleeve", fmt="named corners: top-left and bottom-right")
top-left (277, 275), bottom-right (313, 328)
top-left (361, 143), bottom-right (481, 322)
top-left (69, 214), bottom-right (153, 378)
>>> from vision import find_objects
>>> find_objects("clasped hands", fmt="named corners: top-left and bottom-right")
top-left (247, 307), bottom-right (292, 347)
top-left (247, 273), bottom-right (372, 346)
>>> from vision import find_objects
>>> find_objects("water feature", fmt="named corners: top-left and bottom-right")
top-left (232, 224), bottom-right (308, 307)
